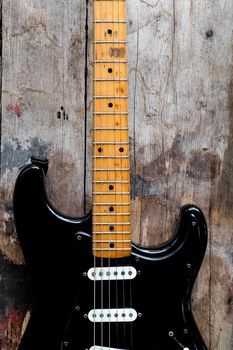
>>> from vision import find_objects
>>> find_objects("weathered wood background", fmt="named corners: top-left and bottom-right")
top-left (0, 0), bottom-right (232, 349)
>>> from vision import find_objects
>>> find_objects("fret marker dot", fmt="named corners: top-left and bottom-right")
top-left (109, 185), bottom-right (114, 190)
top-left (110, 243), bottom-right (115, 248)
top-left (109, 207), bottom-right (114, 212)
top-left (108, 29), bottom-right (112, 35)
top-left (108, 68), bottom-right (113, 73)
top-left (109, 226), bottom-right (114, 231)
top-left (119, 147), bottom-right (124, 152)
top-left (108, 102), bottom-right (113, 108)
top-left (98, 147), bottom-right (103, 153)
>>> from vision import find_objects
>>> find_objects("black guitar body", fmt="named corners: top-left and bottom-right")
top-left (13, 160), bottom-right (208, 350)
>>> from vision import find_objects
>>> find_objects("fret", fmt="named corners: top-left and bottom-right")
top-left (93, 213), bottom-right (130, 216)
top-left (94, 96), bottom-right (128, 99)
top-left (93, 20), bottom-right (126, 23)
top-left (93, 203), bottom-right (130, 206)
top-left (92, 239), bottom-right (131, 243)
top-left (93, 231), bottom-right (131, 234)
top-left (94, 79), bottom-right (127, 81)
top-left (93, 180), bottom-right (129, 183)
top-left (93, 192), bottom-right (130, 195)
top-left (93, 222), bottom-right (130, 225)
top-left (94, 60), bottom-right (127, 63)
top-left (94, 155), bottom-right (129, 160)
top-left (93, 157), bottom-right (128, 160)
top-left (94, 40), bottom-right (127, 44)
top-left (93, 127), bottom-right (128, 130)
top-left (93, 112), bottom-right (128, 115)
top-left (93, 142), bottom-right (129, 144)
top-left (93, 168), bottom-right (129, 171)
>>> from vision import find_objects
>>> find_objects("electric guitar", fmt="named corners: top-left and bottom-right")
top-left (13, 1), bottom-right (208, 349)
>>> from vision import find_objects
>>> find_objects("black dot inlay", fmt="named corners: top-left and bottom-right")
top-left (108, 68), bottom-right (113, 73)
top-left (119, 147), bottom-right (124, 152)
top-left (98, 147), bottom-right (103, 153)
top-left (109, 242), bottom-right (115, 248)
top-left (109, 185), bottom-right (114, 190)
top-left (109, 207), bottom-right (114, 212)
top-left (109, 226), bottom-right (114, 231)
top-left (108, 29), bottom-right (113, 35)
top-left (108, 102), bottom-right (113, 108)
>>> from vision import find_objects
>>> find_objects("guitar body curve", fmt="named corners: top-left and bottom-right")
top-left (14, 162), bottom-right (208, 350)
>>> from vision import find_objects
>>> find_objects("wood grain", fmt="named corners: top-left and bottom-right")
top-left (0, 0), bottom-right (232, 349)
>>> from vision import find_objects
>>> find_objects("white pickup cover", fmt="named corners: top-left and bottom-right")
top-left (88, 308), bottom-right (137, 323)
top-left (87, 266), bottom-right (137, 281)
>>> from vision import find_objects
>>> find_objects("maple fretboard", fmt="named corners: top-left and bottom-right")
top-left (92, 0), bottom-right (131, 259)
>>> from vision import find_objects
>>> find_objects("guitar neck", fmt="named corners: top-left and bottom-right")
top-left (92, 0), bottom-right (131, 259)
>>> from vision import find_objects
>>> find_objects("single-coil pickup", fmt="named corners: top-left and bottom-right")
top-left (88, 308), bottom-right (137, 323)
top-left (87, 266), bottom-right (137, 281)
top-left (90, 347), bottom-right (126, 350)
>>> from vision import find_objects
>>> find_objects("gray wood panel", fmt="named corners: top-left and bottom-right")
top-left (0, 0), bottom-right (232, 349)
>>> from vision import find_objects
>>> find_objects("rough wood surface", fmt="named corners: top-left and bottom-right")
top-left (0, 0), bottom-right (232, 349)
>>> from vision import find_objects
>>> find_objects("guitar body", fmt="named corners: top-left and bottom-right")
top-left (14, 161), bottom-right (208, 350)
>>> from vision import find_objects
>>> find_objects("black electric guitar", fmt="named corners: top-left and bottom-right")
top-left (14, 1), bottom-right (208, 349)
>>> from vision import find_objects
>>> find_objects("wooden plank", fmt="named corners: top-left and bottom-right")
top-left (0, 0), bottom-right (87, 348)
top-left (126, 0), bottom-right (233, 349)
top-left (0, 0), bottom-right (232, 349)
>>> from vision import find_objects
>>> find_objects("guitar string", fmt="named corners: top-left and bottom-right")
top-left (125, 1), bottom-right (134, 347)
top-left (93, 2), bottom-right (96, 349)
top-left (92, 1), bottom-right (98, 348)
top-left (94, 0), bottom-right (103, 348)
top-left (116, 0), bottom-right (125, 348)
top-left (100, 2), bottom-right (104, 349)
top-left (113, 1), bottom-right (120, 348)
top-left (106, 0), bottom-right (111, 348)
top-left (121, 1), bottom-right (130, 348)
